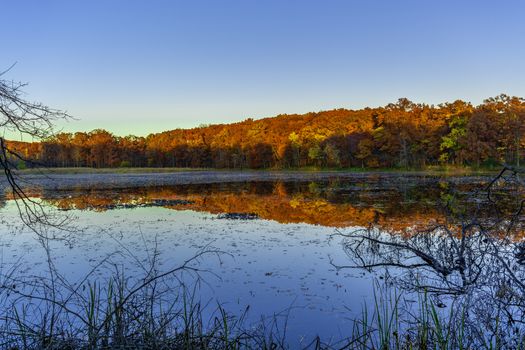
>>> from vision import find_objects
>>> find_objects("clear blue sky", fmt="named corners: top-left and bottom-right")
top-left (2, 0), bottom-right (525, 138)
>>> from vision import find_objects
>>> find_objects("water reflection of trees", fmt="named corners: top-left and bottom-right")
top-left (5, 177), bottom-right (491, 230)
top-left (335, 167), bottom-right (525, 346)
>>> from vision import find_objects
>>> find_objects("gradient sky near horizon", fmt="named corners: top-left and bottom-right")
top-left (2, 0), bottom-right (525, 139)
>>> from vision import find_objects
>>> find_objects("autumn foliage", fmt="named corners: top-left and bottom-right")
top-left (15, 181), bottom-right (444, 231)
top-left (7, 94), bottom-right (525, 169)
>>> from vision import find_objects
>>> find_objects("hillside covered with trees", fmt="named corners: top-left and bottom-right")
top-left (6, 94), bottom-right (525, 169)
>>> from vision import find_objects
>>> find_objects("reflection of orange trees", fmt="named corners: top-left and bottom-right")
top-left (4, 188), bottom-right (43, 200)
top-left (39, 185), bottom-right (444, 231)
top-left (42, 190), bottom-right (151, 212)
top-left (180, 194), bottom-right (443, 230)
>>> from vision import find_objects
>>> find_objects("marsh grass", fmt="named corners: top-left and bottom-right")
top-left (0, 233), bottom-right (519, 350)
top-left (0, 272), bottom-right (283, 349)
top-left (0, 273), bottom-right (523, 350)
top-left (0, 242), bottom-right (294, 350)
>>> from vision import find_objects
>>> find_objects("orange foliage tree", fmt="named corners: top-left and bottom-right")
top-left (7, 94), bottom-right (525, 169)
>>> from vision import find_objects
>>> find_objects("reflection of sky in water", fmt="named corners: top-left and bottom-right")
top-left (0, 201), bottom-right (377, 345)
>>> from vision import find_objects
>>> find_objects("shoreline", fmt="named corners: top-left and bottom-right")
top-left (0, 168), bottom-right (495, 192)
top-left (13, 166), bottom-right (500, 176)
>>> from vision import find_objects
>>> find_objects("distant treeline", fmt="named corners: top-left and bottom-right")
top-left (6, 94), bottom-right (525, 169)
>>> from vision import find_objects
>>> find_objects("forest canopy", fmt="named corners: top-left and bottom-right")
top-left (6, 94), bottom-right (525, 169)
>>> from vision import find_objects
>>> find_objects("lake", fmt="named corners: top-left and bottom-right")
top-left (0, 171), bottom-right (505, 346)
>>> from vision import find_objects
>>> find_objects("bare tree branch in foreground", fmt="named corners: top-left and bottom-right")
top-left (0, 67), bottom-right (71, 234)
top-left (332, 165), bottom-right (525, 347)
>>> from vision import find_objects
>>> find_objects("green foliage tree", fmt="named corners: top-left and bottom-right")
top-left (308, 144), bottom-right (324, 167)
top-left (440, 115), bottom-right (467, 164)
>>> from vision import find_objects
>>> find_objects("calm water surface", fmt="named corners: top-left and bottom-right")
top-left (0, 172), bottom-right (491, 345)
